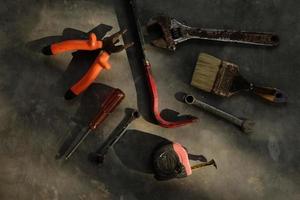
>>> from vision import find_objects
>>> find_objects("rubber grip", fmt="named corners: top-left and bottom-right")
top-left (70, 51), bottom-right (111, 95)
top-left (50, 33), bottom-right (103, 55)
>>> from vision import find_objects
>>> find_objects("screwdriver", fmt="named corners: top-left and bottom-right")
top-left (64, 88), bottom-right (125, 160)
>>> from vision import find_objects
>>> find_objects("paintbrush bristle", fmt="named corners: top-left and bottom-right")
top-left (191, 53), bottom-right (221, 92)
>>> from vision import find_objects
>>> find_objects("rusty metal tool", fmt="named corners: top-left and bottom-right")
top-left (94, 108), bottom-right (140, 164)
top-left (130, 0), bottom-right (197, 128)
top-left (184, 94), bottom-right (254, 133)
top-left (64, 89), bottom-right (125, 160)
top-left (147, 15), bottom-right (279, 51)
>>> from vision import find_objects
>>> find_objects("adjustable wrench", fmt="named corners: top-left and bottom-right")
top-left (94, 108), bottom-right (140, 164)
top-left (147, 15), bottom-right (279, 51)
top-left (184, 95), bottom-right (254, 133)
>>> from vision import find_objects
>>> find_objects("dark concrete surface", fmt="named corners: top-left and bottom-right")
top-left (0, 0), bottom-right (299, 199)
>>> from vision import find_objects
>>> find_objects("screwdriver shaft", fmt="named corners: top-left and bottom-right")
top-left (65, 128), bottom-right (92, 160)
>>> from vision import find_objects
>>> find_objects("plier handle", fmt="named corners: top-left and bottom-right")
top-left (43, 29), bottom-right (133, 100)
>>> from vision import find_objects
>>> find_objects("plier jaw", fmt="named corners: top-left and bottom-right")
top-left (102, 29), bottom-right (134, 54)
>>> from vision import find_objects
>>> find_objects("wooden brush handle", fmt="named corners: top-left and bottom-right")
top-left (252, 86), bottom-right (287, 103)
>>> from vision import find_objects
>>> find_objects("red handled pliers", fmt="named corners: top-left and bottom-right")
top-left (43, 29), bottom-right (133, 100)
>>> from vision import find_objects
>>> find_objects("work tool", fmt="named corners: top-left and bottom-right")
top-left (147, 15), bottom-right (279, 51)
top-left (184, 94), bottom-right (254, 133)
top-left (191, 53), bottom-right (287, 103)
top-left (64, 88), bottom-right (125, 160)
top-left (94, 108), bottom-right (140, 164)
top-left (153, 142), bottom-right (216, 180)
top-left (130, 0), bottom-right (197, 128)
top-left (43, 29), bottom-right (133, 100)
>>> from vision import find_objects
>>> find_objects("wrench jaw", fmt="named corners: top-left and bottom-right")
top-left (147, 15), bottom-right (177, 51)
top-left (170, 18), bottom-right (192, 46)
top-left (184, 95), bottom-right (196, 105)
top-left (147, 15), bottom-right (194, 51)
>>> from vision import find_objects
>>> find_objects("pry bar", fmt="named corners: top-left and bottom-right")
top-left (129, 0), bottom-right (197, 128)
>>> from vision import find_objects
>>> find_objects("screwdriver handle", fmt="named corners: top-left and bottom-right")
top-left (89, 89), bottom-right (125, 130)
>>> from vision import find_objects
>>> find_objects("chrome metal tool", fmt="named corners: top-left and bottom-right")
top-left (184, 94), bottom-right (254, 133)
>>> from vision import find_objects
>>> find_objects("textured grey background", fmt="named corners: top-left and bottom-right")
top-left (0, 0), bottom-right (299, 199)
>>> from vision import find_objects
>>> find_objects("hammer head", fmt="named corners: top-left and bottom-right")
top-left (147, 15), bottom-right (181, 51)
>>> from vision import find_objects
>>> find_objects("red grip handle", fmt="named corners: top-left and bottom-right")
top-left (70, 51), bottom-right (111, 95)
top-left (50, 33), bottom-right (103, 54)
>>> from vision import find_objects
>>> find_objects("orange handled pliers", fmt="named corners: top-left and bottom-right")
top-left (43, 29), bottom-right (133, 100)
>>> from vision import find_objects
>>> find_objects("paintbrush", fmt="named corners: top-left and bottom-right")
top-left (191, 53), bottom-right (287, 103)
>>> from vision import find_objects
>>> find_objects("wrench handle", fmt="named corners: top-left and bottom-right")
top-left (185, 95), bottom-right (243, 126)
top-left (187, 28), bottom-right (279, 46)
top-left (96, 109), bottom-right (140, 163)
top-left (184, 95), bottom-right (254, 133)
